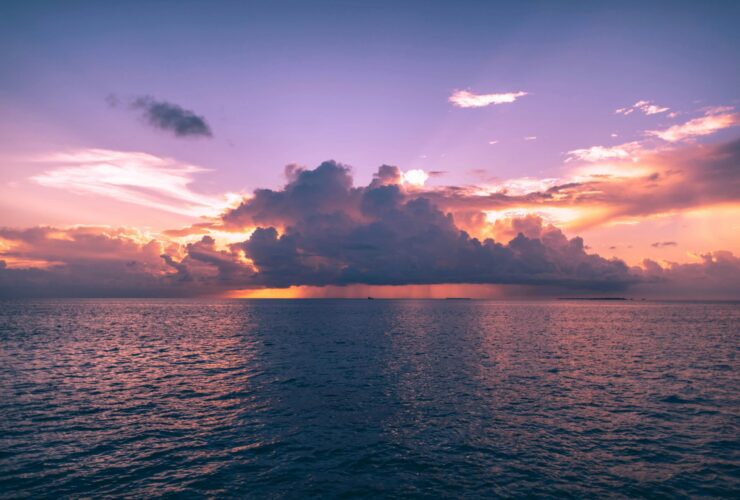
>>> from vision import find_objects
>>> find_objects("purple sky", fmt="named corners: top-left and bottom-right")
top-left (2, 1), bottom-right (738, 191)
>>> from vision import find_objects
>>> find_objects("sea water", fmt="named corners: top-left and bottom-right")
top-left (1, 299), bottom-right (738, 497)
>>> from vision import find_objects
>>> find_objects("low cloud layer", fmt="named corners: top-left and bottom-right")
top-left (130, 96), bottom-right (213, 138)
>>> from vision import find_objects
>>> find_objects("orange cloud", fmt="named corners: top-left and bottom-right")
top-left (648, 108), bottom-right (740, 142)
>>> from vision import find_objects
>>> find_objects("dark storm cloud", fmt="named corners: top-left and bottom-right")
top-left (224, 161), bottom-right (637, 290)
top-left (130, 96), bottom-right (212, 138)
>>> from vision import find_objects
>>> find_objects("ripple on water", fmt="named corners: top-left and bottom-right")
top-left (0, 299), bottom-right (738, 497)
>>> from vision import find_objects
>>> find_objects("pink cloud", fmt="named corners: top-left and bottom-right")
top-left (647, 108), bottom-right (740, 142)
top-left (449, 89), bottom-right (527, 108)
top-left (616, 100), bottom-right (670, 116)
top-left (30, 149), bottom-right (241, 217)
top-left (566, 142), bottom-right (641, 162)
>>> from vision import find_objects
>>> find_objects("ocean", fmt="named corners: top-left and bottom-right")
top-left (0, 299), bottom-right (738, 497)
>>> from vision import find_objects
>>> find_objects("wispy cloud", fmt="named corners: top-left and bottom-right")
top-left (566, 142), bottom-right (641, 162)
top-left (31, 149), bottom-right (238, 217)
top-left (449, 89), bottom-right (527, 108)
top-left (647, 107), bottom-right (740, 142)
top-left (616, 100), bottom-right (670, 116)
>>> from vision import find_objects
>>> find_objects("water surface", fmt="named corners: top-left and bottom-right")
top-left (1, 299), bottom-right (738, 497)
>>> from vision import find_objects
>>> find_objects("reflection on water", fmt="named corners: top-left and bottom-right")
top-left (0, 299), bottom-right (738, 496)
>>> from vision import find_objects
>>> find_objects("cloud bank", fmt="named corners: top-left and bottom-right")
top-left (3, 133), bottom-right (740, 298)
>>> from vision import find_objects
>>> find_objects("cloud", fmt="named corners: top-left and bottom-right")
top-left (616, 100), bottom-right (670, 116)
top-left (449, 90), bottom-right (527, 108)
top-left (223, 161), bottom-right (636, 290)
top-left (30, 149), bottom-right (238, 217)
top-left (130, 96), bottom-right (212, 137)
top-left (647, 108), bottom-right (740, 142)
top-left (635, 251), bottom-right (740, 299)
top-left (4, 137), bottom-right (740, 298)
top-left (0, 226), bottom-right (179, 297)
top-left (402, 137), bottom-right (740, 233)
top-left (651, 241), bottom-right (677, 248)
top-left (524, 136), bottom-right (537, 141)
top-left (0, 225), bottom-right (254, 297)
top-left (566, 143), bottom-right (640, 162)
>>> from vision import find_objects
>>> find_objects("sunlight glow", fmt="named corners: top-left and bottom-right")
top-left (402, 169), bottom-right (430, 187)
top-left (484, 207), bottom-right (586, 227)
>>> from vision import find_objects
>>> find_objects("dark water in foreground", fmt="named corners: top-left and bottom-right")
top-left (0, 300), bottom-right (738, 498)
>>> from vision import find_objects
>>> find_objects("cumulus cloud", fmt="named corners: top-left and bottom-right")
top-left (449, 89), bottom-right (527, 108)
top-left (130, 96), bottom-right (212, 138)
top-left (223, 161), bottom-right (635, 290)
top-left (647, 107), bottom-right (740, 142)
top-left (616, 100), bottom-right (670, 116)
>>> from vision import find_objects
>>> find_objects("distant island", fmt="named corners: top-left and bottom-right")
top-left (557, 297), bottom-right (629, 301)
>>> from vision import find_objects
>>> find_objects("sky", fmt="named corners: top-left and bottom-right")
top-left (1, 0), bottom-right (739, 298)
